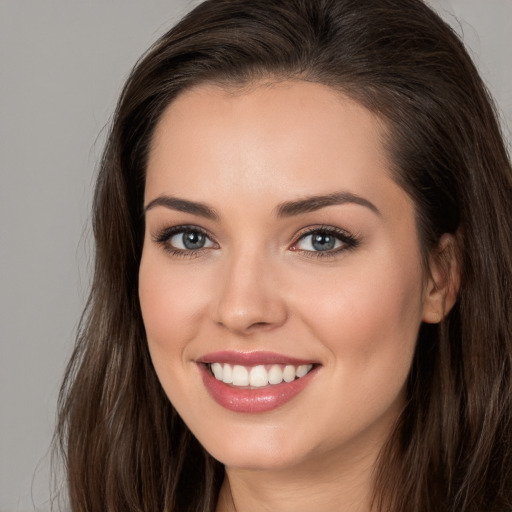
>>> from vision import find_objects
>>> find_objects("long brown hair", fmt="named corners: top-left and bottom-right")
top-left (55, 0), bottom-right (512, 510)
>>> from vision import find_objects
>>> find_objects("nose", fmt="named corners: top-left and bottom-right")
top-left (213, 249), bottom-right (288, 335)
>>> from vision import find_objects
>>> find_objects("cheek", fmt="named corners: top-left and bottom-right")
top-left (320, 242), bottom-right (421, 325)
top-left (288, 256), bottom-right (424, 441)
top-left (292, 249), bottom-right (425, 383)
top-left (138, 252), bottom-right (208, 362)
top-left (138, 250), bottom-right (216, 420)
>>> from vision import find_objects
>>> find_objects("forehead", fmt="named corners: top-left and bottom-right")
top-left (146, 80), bottom-right (396, 209)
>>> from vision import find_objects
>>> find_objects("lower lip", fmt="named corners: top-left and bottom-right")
top-left (199, 364), bottom-right (318, 413)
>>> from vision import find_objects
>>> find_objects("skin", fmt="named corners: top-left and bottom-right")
top-left (139, 81), bottom-right (455, 512)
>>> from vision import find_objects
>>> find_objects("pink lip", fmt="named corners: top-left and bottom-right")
top-left (197, 351), bottom-right (319, 414)
top-left (197, 350), bottom-right (317, 366)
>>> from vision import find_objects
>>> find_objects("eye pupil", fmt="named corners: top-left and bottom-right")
top-left (183, 231), bottom-right (205, 249)
top-left (312, 233), bottom-right (336, 251)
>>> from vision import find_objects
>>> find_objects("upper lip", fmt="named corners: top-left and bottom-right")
top-left (196, 350), bottom-right (318, 366)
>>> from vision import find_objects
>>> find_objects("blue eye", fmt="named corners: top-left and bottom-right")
top-left (170, 230), bottom-right (214, 250)
top-left (293, 228), bottom-right (358, 255)
top-left (299, 232), bottom-right (339, 251)
top-left (154, 226), bottom-right (216, 254)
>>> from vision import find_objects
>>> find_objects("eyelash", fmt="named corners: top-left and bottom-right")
top-left (152, 225), bottom-right (217, 258)
top-left (152, 224), bottom-right (360, 259)
top-left (291, 226), bottom-right (360, 259)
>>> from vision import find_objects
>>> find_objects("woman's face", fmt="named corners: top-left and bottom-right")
top-left (139, 81), bottom-right (436, 473)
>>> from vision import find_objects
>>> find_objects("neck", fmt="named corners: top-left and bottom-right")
top-left (216, 444), bottom-right (379, 512)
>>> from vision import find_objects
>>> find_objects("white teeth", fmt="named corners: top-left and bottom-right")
top-left (222, 364), bottom-right (233, 384)
top-left (268, 364), bottom-right (283, 385)
top-left (296, 364), bottom-right (310, 378)
top-left (209, 362), bottom-right (313, 387)
top-left (283, 365), bottom-right (296, 383)
top-left (211, 362), bottom-right (223, 380)
top-left (249, 365), bottom-right (268, 387)
top-left (232, 365), bottom-right (249, 386)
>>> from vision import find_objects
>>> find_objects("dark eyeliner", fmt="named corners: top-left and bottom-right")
top-left (152, 225), bottom-right (214, 257)
top-left (293, 225), bottom-right (360, 258)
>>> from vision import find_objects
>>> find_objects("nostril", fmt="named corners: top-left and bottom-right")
top-left (251, 322), bottom-right (269, 328)
top-left (247, 321), bottom-right (273, 331)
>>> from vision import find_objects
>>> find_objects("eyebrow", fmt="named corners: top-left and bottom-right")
top-left (275, 191), bottom-right (380, 217)
top-left (144, 195), bottom-right (219, 220)
top-left (144, 190), bottom-right (380, 220)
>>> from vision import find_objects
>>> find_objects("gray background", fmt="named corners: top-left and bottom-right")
top-left (1, 1), bottom-right (510, 511)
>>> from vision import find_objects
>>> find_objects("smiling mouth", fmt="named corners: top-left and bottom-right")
top-left (198, 353), bottom-right (319, 412)
top-left (207, 362), bottom-right (314, 388)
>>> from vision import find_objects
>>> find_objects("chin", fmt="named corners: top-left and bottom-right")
top-left (210, 444), bottom-right (305, 472)
top-left (191, 421), bottom-right (310, 472)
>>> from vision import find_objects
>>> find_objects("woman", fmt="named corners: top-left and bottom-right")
top-left (55, 0), bottom-right (512, 511)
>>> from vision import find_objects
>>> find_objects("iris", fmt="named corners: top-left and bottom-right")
top-left (311, 232), bottom-right (336, 251)
top-left (182, 231), bottom-right (206, 250)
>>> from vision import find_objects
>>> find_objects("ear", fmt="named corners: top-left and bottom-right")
top-left (422, 233), bottom-right (461, 324)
